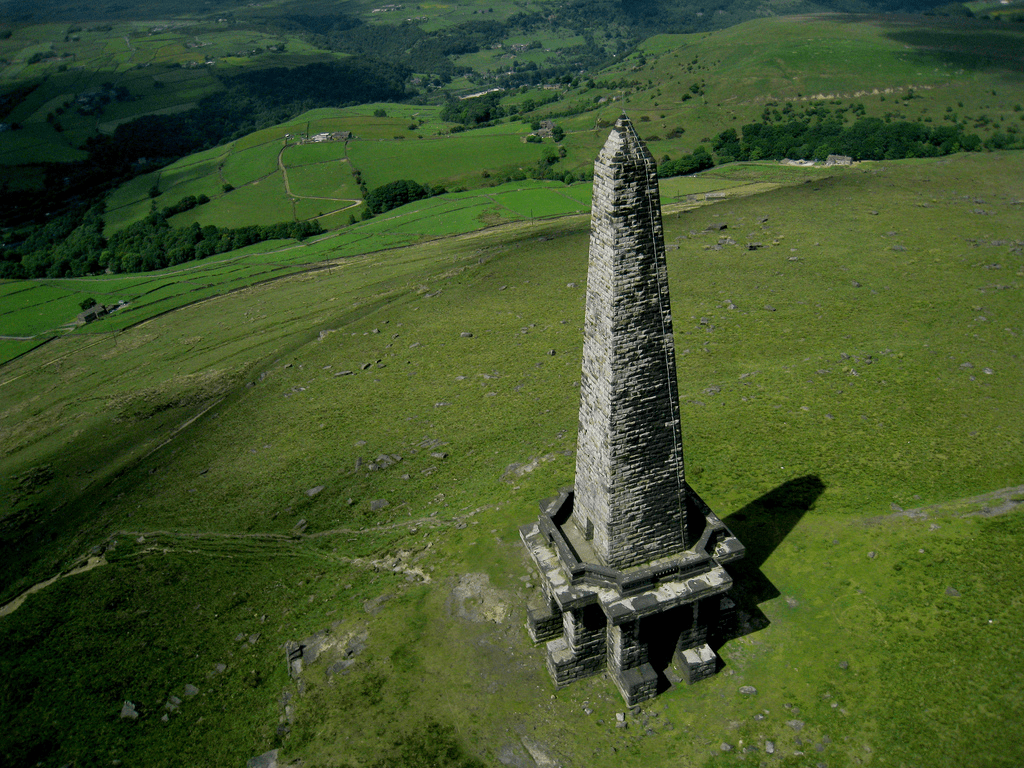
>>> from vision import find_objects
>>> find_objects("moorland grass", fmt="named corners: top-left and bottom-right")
top-left (1, 150), bottom-right (1021, 767)
top-left (0, 169), bottom-right (822, 357)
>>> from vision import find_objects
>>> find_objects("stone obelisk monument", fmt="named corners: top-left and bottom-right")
top-left (520, 116), bottom-right (745, 705)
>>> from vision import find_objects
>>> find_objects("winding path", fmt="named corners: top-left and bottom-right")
top-left (277, 141), bottom-right (362, 221)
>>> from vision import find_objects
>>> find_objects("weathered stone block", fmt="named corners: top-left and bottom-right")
top-left (611, 662), bottom-right (659, 706)
top-left (677, 643), bottom-right (718, 684)
top-left (527, 603), bottom-right (563, 643)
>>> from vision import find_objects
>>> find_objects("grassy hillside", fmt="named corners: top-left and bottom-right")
top-left (1, 149), bottom-right (1022, 766)
top-left (94, 14), bottom-right (1024, 243)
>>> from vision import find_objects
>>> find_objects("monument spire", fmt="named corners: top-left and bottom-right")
top-left (573, 115), bottom-right (689, 569)
top-left (520, 115), bottom-right (746, 705)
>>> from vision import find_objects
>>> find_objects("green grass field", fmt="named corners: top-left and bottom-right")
top-left (3, 8), bottom-right (1024, 767)
top-left (1, 148), bottom-right (1022, 767)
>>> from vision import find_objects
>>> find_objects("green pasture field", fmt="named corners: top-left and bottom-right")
top-left (0, 122), bottom-right (87, 164)
top-left (0, 148), bottom-right (1022, 768)
top-left (103, 172), bottom-right (163, 234)
top-left (282, 141), bottom-right (348, 167)
top-left (285, 162), bottom-right (362, 201)
top-left (221, 142), bottom-right (284, 189)
top-left (346, 132), bottom-right (555, 189)
top-left (293, 198), bottom-right (358, 222)
top-left (172, 172), bottom-right (294, 228)
top-left (157, 160), bottom-right (231, 204)
top-left (0, 280), bottom-right (111, 337)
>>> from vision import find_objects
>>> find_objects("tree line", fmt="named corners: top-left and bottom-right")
top-left (1, 205), bottom-right (322, 279)
top-left (712, 115), bottom-right (983, 163)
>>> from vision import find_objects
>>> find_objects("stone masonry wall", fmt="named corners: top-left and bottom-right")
top-left (573, 116), bottom-right (689, 569)
top-left (607, 619), bottom-right (648, 672)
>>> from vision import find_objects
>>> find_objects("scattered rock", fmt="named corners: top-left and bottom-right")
top-left (183, 684), bottom-right (199, 697)
top-left (766, 740), bottom-right (775, 754)
top-left (838, 661), bottom-right (849, 670)
top-left (520, 736), bottom-right (559, 767)
top-left (326, 659), bottom-right (355, 679)
top-left (460, 332), bottom-right (473, 338)
top-left (247, 749), bottom-right (279, 768)
top-left (120, 701), bottom-right (139, 720)
top-left (720, 743), bottom-right (733, 752)
top-left (370, 499), bottom-right (389, 511)
top-left (946, 586), bottom-right (961, 597)
top-left (787, 719), bottom-right (805, 732)
top-left (446, 573), bottom-right (510, 623)
top-left (785, 596), bottom-right (798, 608)
top-left (363, 594), bottom-right (392, 615)
top-left (740, 686), bottom-right (757, 695)
top-left (867, 551), bottom-right (876, 559)
top-left (306, 485), bottom-right (324, 497)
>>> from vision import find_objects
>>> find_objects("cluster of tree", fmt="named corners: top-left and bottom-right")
top-left (713, 117), bottom-right (983, 163)
top-left (1, 205), bottom-right (322, 279)
top-left (657, 146), bottom-right (714, 178)
top-left (440, 92), bottom-right (505, 126)
top-left (161, 194), bottom-right (210, 217)
top-left (364, 180), bottom-right (444, 216)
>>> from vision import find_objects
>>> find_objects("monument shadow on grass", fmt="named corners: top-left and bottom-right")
top-left (640, 475), bottom-right (826, 691)
top-left (721, 473), bottom-right (825, 639)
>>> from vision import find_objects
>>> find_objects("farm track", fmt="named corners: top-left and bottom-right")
top-left (277, 141), bottom-right (361, 220)
top-left (0, 514), bottom-right (450, 617)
